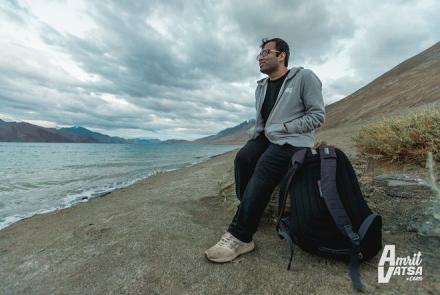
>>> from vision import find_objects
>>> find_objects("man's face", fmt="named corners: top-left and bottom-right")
top-left (258, 41), bottom-right (283, 74)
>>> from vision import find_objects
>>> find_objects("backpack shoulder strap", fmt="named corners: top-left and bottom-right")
top-left (276, 148), bottom-right (308, 271)
top-left (319, 145), bottom-right (364, 292)
top-left (277, 148), bottom-right (308, 222)
top-left (319, 146), bottom-right (354, 236)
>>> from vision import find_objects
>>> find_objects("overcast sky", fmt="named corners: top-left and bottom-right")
top-left (0, 0), bottom-right (439, 140)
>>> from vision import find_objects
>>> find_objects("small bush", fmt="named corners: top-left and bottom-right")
top-left (353, 108), bottom-right (440, 165)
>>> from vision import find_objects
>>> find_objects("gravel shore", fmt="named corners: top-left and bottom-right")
top-left (0, 149), bottom-right (437, 294)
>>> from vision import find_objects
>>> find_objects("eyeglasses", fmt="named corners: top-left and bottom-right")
top-left (256, 49), bottom-right (280, 60)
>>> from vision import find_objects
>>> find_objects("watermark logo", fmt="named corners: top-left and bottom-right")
top-left (378, 245), bottom-right (423, 283)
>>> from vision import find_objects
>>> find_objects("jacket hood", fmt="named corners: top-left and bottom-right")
top-left (256, 67), bottom-right (304, 85)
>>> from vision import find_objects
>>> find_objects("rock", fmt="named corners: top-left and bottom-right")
top-left (407, 204), bottom-right (440, 238)
top-left (374, 174), bottom-right (434, 198)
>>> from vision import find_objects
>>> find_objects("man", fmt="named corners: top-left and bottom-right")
top-left (205, 38), bottom-right (325, 262)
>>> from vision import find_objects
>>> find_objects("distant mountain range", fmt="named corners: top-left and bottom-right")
top-left (59, 127), bottom-right (126, 144)
top-left (0, 118), bottom-right (250, 144)
top-left (0, 120), bottom-right (96, 143)
top-left (193, 120), bottom-right (255, 144)
top-left (0, 117), bottom-right (253, 144)
top-left (1, 41), bottom-right (438, 145)
top-left (0, 121), bottom-right (161, 144)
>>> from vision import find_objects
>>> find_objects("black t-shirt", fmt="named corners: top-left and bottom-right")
top-left (261, 70), bottom-right (289, 124)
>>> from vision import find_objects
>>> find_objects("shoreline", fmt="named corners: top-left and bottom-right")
top-left (0, 147), bottom-right (240, 232)
top-left (0, 147), bottom-right (437, 294)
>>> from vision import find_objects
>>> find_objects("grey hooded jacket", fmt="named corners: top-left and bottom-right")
top-left (248, 67), bottom-right (325, 147)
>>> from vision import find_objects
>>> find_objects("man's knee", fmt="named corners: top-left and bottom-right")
top-left (253, 156), bottom-right (286, 183)
top-left (252, 158), bottom-right (273, 180)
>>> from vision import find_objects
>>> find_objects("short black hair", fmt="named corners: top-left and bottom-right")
top-left (260, 37), bottom-right (290, 67)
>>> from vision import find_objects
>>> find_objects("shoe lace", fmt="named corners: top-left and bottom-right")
top-left (217, 234), bottom-right (239, 249)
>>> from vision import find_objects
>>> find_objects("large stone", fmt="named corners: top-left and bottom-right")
top-left (407, 204), bottom-right (440, 238)
top-left (374, 174), bottom-right (434, 198)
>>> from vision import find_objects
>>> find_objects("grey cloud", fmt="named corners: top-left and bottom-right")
top-left (0, 0), bottom-right (32, 25)
top-left (219, 0), bottom-right (356, 64)
top-left (343, 1), bottom-right (440, 89)
top-left (0, 0), bottom-right (439, 139)
top-left (40, 1), bottom-right (257, 92)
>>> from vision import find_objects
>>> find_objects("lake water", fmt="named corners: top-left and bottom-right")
top-left (0, 142), bottom-right (241, 230)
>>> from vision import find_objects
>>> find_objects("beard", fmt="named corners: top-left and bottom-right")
top-left (259, 62), bottom-right (277, 75)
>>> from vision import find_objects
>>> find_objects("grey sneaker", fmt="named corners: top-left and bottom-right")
top-left (205, 231), bottom-right (255, 263)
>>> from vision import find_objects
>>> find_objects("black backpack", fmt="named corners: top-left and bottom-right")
top-left (276, 145), bottom-right (382, 292)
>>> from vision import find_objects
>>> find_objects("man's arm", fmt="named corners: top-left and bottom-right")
top-left (283, 69), bottom-right (325, 133)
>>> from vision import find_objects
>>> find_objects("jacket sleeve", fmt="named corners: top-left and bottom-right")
top-left (284, 69), bottom-right (325, 134)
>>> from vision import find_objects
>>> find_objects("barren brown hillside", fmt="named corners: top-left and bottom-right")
top-left (323, 41), bottom-right (440, 129)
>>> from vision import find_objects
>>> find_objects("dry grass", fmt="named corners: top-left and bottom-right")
top-left (353, 108), bottom-right (440, 165)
